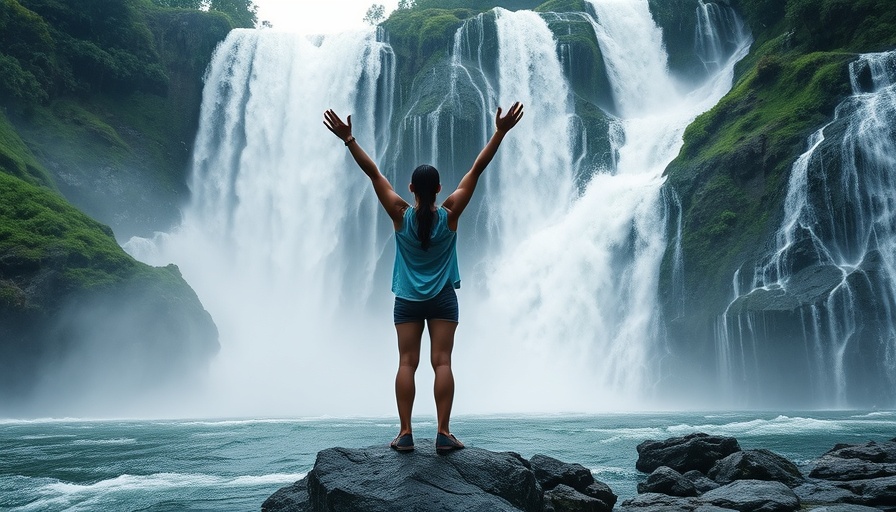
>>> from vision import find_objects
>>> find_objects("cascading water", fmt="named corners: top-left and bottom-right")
top-left (719, 51), bottom-right (896, 407)
top-left (126, 2), bottom-right (751, 415)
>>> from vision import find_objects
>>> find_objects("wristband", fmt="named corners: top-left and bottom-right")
top-left (344, 136), bottom-right (356, 146)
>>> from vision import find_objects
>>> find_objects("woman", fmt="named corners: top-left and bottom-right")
top-left (323, 102), bottom-right (524, 452)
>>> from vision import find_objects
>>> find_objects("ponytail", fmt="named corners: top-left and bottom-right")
top-left (411, 164), bottom-right (440, 251)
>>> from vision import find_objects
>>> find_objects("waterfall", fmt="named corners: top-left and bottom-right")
top-left (719, 51), bottom-right (896, 407)
top-left (125, 3), bottom-right (751, 415)
top-left (695, 0), bottom-right (750, 73)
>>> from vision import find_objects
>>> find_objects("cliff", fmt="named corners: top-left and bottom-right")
top-left (0, 0), bottom-right (227, 415)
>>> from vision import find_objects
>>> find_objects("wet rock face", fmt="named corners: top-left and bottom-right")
top-left (636, 433), bottom-right (741, 474)
top-left (262, 444), bottom-right (616, 512)
top-left (708, 449), bottom-right (805, 488)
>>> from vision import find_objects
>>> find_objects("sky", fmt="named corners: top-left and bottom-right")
top-left (253, 0), bottom-right (400, 34)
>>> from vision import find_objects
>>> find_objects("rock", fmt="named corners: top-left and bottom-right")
top-left (262, 479), bottom-right (309, 512)
top-left (264, 443), bottom-right (619, 512)
top-left (708, 449), bottom-right (804, 487)
top-left (683, 470), bottom-right (721, 493)
top-left (824, 439), bottom-right (896, 462)
top-left (529, 453), bottom-right (617, 508)
top-left (810, 439), bottom-right (896, 481)
top-left (809, 455), bottom-right (896, 481)
top-left (806, 506), bottom-right (883, 512)
top-left (636, 433), bottom-right (741, 474)
top-left (544, 484), bottom-right (611, 512)
top-left (582, 482), bottom-right (618, 508)
top-left (793, 480), bottom-right (861, 505)
top-left (530, 453), bottom-right (595, 491)
top-left (699, 479), bottom-right (800, 512)
top-left (617, 492), bottom-right (703, 511)
top-left (637, 466), bottom-right (698, 497)
top-left (836, 475), bottom-right (896, 507)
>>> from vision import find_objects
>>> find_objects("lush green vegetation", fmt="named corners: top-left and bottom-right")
top-left (534, 0), bottom-right (587, 13)
top-left (0, 111), bottom-right (53, 188)
top-left (0, 171), bottom-right (137, 304)
top-left (0, 0), bottom-right (233, 312)
top-left (662, 0), bottom-right (896, 327)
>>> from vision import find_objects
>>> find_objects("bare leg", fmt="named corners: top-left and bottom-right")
top-left (428, 319), bottom-right (458, 435)
top-left (395, 321), bottom-right (424, 435)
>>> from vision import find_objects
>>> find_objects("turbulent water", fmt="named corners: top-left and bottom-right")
top-left (3, 411), bottom-right (895, 511)
top-left (124, 0), bottom-right (752, 416)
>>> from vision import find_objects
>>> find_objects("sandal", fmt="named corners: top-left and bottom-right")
top-left (390, 433), bottom-right (414, 452)
top-left (435, 433), bottom-right (464, 453)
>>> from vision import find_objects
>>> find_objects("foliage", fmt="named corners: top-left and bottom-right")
top-left (534, 0), bottom-right (587, 13)
top-left (0, 112), bottom-right (53, 188)
top-left (208, 0), bottom-right (256, 28)
top-left (364, 3), bottom-right (385, 25)
top-left (661, 0), bottom-right (896, 328)
top-left (0, 172), bottom-right (135, 292)
top-left (413, 0), bottom-right (541, 10)
top-left (151, 0), bottom-right (203, 7)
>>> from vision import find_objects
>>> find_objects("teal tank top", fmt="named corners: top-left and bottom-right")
top-left (392, 206), bottom-right (461, 301)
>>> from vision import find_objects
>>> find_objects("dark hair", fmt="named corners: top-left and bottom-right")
top-left (411, 164), bottom-right (440, 250)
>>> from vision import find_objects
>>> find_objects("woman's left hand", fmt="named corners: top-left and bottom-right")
top-left (323, 109), bottom-right (353, 143)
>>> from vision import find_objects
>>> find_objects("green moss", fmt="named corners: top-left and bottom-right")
top-left (0, 170), bottom-right (194, 305)
top-left (661, 0), bottom-right (896, 328)
top-left (0, 111), bottom-right (54, 188)
top-left (535, 0), bottom-right (587, 13)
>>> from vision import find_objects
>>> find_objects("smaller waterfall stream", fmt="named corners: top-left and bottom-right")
top-left (718, 51), bottom-right (896, 407)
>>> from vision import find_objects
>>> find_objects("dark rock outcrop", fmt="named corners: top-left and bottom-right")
top-left (637, 466), bottom-right (698, 497)
top-left (636, 433), bottom-right (741, 473)
top-left (698, 480), bottom-right (800, 512)
top-left (708, 449), bottom-right (805, 487)
top-left (262, 444), bottom-right (615, 512)
top-left (806, 438), bottom-right (896, 508)
top-left (529, 453), bottom-right (617, 509)
top-left (683, 469), bottom-right (721, 493)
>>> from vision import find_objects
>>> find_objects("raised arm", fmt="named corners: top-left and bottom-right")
top-left (323, 109), bottom-right (408, 227)
top-left (443, 102), bottom-right (524, 225)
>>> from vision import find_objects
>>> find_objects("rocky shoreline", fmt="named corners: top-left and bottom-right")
top-left (262, 434), bottom-right (896, 511)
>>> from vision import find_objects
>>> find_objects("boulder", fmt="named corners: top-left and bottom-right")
top-left (262, 479), bottom-right (310, 512)
top-left (637, 466), bottom-right (698, 497)
top-left (806, 506), bottom-right (884, 512)
top-left (699, 480), bottom-right (800, 512)
top-left (836, 475), bottom-right (896, 507)
top-left (809, 455), bottom-right (896, 481)
top-left (530, 453), bottom-right (617, 508)
top-left (530, 453), bottom-right (596, 491)
top-left (617, 492), bottom-right (703, 511)
top-left (544, 484), bottom-right (611, 512)
top-left (822, 439), bottom-right (896, 463)
top-left (793, 480), bottom-right (861, 505)
top-left (683, 470), bottom-right (721, 493)
top-left (262, 443), bottom-right (617, 512)
top-left (636, 433), bottom-right (741, 474)
top-left (810, 439), bottom-right (896, 481)
top-left (708, 449), bottom-right (804, 487)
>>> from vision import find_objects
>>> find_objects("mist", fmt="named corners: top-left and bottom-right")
top-left (113, 2), bottom-right (754, 420)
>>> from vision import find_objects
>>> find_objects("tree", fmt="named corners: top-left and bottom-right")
top-left (149, 0), bottom-right (204, 8)
top-left (397, 0), bottom-right (415, 9)
top-left (363, 3), bottom-right (385, 25)
top-left (209, 0), bottom-right (257, 28)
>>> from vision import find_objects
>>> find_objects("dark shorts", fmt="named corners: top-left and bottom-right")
top-left (394, 285), bottom-right (459, 324)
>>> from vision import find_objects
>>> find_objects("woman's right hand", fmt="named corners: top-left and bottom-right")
top-left (495, 102), bottom-right (524, 134)
top-left (323, 109), bottom-right (353, 143)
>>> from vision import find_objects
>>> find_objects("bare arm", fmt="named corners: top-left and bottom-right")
top-left (323, 109), bottom-right (408, 227)
top-left (443, 102), bottom-right (524, 225)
